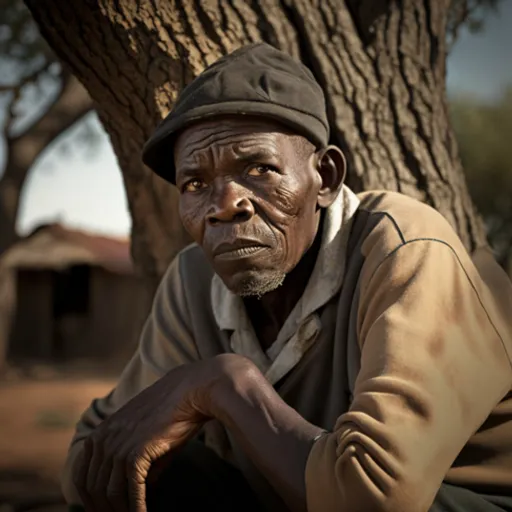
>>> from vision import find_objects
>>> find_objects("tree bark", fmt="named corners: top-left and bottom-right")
top-left (0, 71), bottom-right (93, 255)
top-left (24, 0), bottom-right (487, 282)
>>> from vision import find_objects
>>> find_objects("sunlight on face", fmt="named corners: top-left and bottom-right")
top-left (174, 117), bottom-right (321, 297)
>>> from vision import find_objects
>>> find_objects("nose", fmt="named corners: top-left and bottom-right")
top-left (206, 179), bottom-right (255, 225)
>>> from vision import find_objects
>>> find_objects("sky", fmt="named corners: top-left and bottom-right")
top-left (9, 3), bottom-right (512, 238)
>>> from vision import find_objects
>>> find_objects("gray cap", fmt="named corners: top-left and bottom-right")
top-left (142, 42), bottom-right (330, 184)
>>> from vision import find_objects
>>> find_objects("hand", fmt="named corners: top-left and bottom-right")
top-left (73, 353), bottom-right (256, 512)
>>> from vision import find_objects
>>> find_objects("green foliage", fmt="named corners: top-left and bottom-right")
top-left (447, 0), bottom-right (503, 48)
top-left (450, 88), bottom-right (512, 266)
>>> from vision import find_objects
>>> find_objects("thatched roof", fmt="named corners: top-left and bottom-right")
top-left (1, 223), bottom-right (133, 275)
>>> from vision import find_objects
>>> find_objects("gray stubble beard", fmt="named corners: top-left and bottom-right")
top-left (232, 269), bottom-right (286, 299)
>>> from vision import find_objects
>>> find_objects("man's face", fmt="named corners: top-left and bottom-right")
top-left (174, 117), bottom-right (324, 297)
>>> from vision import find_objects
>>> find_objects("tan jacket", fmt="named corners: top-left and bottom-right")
top-left (62, 191), bottom-right (512, 512)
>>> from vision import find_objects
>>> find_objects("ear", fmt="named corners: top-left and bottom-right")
top-left (314, 145), bottom-right (346, 208)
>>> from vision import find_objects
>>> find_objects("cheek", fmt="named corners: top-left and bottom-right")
top-left (179, 197), bottom-right (206, 242)
top-left (272, 184), bottom-right (302, 219)
top-left (262, 179), bottom-right (320, 265)
top-left (266, 177), bottom-right (318, 229)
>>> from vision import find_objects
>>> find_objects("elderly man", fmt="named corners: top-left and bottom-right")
top-left (63, 43), bottom-right (512, 512)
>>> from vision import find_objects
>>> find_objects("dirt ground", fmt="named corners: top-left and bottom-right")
top-left (0, 364), bottom-right (116, 512)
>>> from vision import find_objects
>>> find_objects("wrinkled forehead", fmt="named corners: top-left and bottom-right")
top-left (174, 116), bottom-right (296, 165)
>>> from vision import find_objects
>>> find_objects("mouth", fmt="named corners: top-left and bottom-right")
top-left (212, 240), bottom-right (271, 261)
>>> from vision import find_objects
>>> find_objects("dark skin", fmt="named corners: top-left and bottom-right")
top-left (176, 116), bottom-right (344, 346)
top-left (74, 116), bottom-right (346, 512)
top-left (246, 229), bottom-right (323, 348)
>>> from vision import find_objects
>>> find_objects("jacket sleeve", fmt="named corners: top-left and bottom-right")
top-left (61, 254), bottom-right (200, 504)
top-left (305, 239), bottom-right (512, 512)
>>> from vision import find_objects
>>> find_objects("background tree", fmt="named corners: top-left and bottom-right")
top-left (446, 0), bottom-right (500, 48)
top-left (450, 86), bottom-right (512, 268)
top-left (0, 0), bottom-right (94, 255)
top-left (22, 0), bottom-right (503, 287)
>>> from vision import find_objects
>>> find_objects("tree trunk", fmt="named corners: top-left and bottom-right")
top-left (0, 71), bottom-right (93, 255)
top-left (24, 0), bottom-right (487, 283)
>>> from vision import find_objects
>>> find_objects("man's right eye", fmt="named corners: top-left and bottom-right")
top-left (182, 179), bottom-right (207, 193)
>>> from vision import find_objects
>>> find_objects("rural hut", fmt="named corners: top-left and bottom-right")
top-left (0, 224), bottom-right (149, 365)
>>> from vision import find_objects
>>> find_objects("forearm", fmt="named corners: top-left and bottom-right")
top-left (213, 368), bottom-right (324, 512)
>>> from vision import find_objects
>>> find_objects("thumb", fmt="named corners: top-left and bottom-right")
top-left (127, 452), bottom-right (151, 512)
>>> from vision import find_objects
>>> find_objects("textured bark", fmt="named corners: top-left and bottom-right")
top-left (24, 0), bottom-right (487, 282)
top-left (0, 71), bottom-right (93, 255)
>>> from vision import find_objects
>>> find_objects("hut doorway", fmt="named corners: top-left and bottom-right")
top-left (51, 264), bottom-right (90, 360)
top-left (8, 265), bottom-right (91, 362)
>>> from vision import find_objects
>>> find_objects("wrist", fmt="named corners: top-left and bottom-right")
top-left (206, 355), bottom-right (325, 511)
top-left (211, 355), bottom-right (322, 441)
top-left (208, 354), bottom-right (258, 424)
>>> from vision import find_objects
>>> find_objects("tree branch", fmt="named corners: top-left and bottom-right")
top-left (1, 60), bottom-right (55, 138)
top-left (447, 0), bottom-right (500, 50)
top-left (0, 60), bottom-right (53, 97)
top-left (3, 87), bottom-right (22, 140)
top-left (6, 69), bottom-right (95, 176)
top-left (0, 68), bottom-right (95, 254)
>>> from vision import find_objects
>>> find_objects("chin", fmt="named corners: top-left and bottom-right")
top-left (222, 268), bottom-right (286, 298)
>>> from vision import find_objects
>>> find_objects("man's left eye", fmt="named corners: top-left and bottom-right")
top-left (247, 165), bottom-right (276, 176)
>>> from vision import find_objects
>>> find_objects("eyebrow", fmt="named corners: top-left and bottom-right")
top-left (232, 145), bottom-right (281, 162)
top-left (176, 143), bottom-right (281, 180)
top-left (177, 166), bottom-right (202, 180)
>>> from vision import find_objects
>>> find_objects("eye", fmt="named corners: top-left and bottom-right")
top-left (247, 164), bottom-right (277, 177)
top-left (182, 178), bottom-right (207, 193)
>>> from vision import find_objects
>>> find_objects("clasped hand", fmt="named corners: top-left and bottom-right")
top-left (73, 354), bottom-right (256, 512)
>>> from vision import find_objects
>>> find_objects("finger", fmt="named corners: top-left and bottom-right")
top-left (74, 437), bottom-right (96, 512)
top-left (101, 430), bottom-right (132, 512)
top-left (86, 435), bottom-right (104, 491)
top-left (127, 450), bottom-right (151, 512)
top-left (95, 430), bottom-right (131, 512)
top-left (90, 448), bottom-right (115, 512)
top-left (107, 455), bottom-right (130, 512)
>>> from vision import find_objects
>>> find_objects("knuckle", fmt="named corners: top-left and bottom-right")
top-left (90, 430), bottom-right (105, 446)
top-left (126, 447), bottom-right (142, 468)
top-left (85, 433), bottom-right (97, 448)
top-left (126, 446), bottom-right (150, 476)
top-left (106, 485), bottom-right (123, 501)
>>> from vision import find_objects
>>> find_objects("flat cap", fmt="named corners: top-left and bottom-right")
top-left (142, 42), bottom-right (330, 184)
